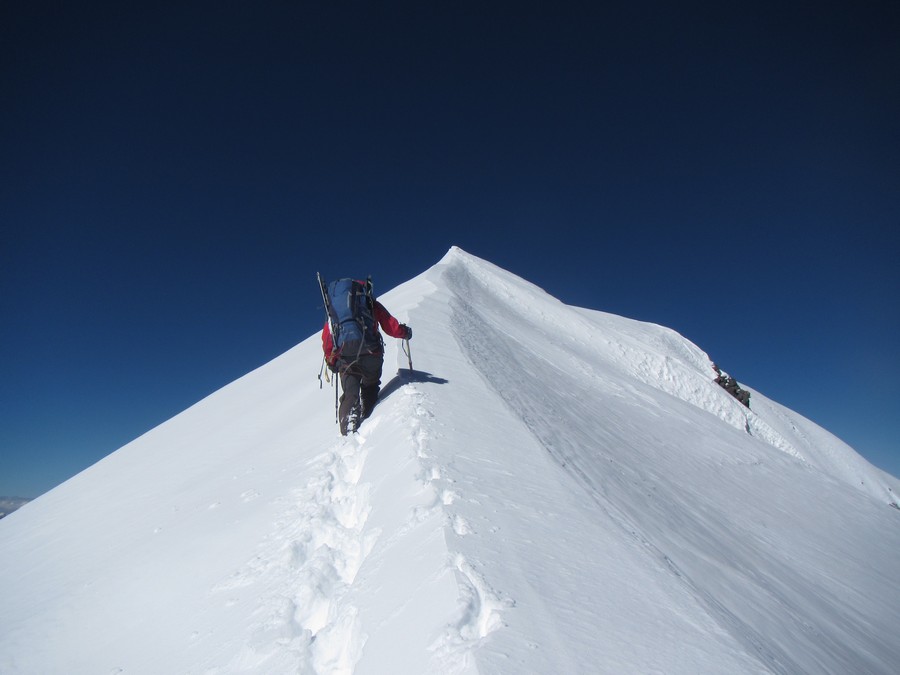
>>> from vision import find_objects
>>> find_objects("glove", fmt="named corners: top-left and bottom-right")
top-left (401, 324), bottom-right (412, 340)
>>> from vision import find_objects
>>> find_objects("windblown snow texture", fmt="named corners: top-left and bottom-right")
top-left (1, 247), bottom-right (898, 674)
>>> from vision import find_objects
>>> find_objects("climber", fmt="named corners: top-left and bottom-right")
top-left (321, 277), bottom-right (411, 435)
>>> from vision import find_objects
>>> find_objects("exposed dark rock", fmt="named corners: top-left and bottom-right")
top-left (712, 364), bottom-right (751, 408)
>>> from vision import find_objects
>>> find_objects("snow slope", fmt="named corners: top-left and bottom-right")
top-left (1, 246), bottom-right (898, 674)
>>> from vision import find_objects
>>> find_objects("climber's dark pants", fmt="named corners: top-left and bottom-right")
top-left (338, 353), bottom-right (383, 435)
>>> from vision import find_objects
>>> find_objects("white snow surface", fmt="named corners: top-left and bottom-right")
top-left (2, 246), bottom-right (899, 674)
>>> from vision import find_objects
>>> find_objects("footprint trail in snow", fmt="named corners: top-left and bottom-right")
top-left (213, 421), bottom-right (382, 674)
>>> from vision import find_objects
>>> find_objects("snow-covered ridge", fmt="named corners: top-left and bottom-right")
top-left (440, 246), bottom-right (897, 504)
top-left (2, 246), bottom-right (898, 674)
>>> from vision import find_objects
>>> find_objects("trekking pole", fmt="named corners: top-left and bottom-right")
top-left (334, 369), bottom-right (340, 424)
top-left (402, 338), bottom-right (413, 371)
top-left (320, 360), bottom-right (339, 423)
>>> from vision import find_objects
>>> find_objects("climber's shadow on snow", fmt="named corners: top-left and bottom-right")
top-left (379, 369), bottom-right (448, 402)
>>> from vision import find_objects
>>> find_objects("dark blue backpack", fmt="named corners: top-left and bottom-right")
top-left (325, 277), bottom-right (382, 359)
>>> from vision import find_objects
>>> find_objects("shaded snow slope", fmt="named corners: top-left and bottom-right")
top-left (1, 246), bottom-right (898, 674)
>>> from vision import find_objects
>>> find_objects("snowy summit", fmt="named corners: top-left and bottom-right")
top-left (1, 247), bottom-right (898, 674)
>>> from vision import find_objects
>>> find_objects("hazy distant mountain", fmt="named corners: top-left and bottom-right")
top-left (0, 497), bottom-right (31, 520)
top-left (1, 247), bottom-right (898, 674)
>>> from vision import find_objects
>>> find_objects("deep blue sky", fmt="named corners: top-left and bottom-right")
top-left (2, 2), bottom-right (898, 497)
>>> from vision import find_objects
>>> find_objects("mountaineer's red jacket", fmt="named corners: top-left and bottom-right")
top-left (322, 300), bottom-right (407, 365)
